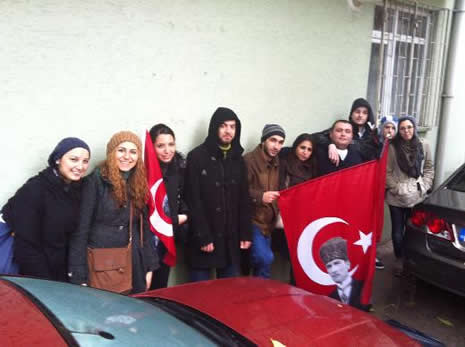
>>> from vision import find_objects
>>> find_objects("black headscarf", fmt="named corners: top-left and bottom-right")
top-left (280, 134), bottom-right (318, 188)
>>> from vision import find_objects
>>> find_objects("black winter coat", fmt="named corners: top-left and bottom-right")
top-left (185, 109), bottom-right (251, 269)
top-left (68, 168), bottom-right (159, 293)
top-left (2, 167), bottom-right (82, 281)
top-left (316, 144), bottom-right (364, 175)
top-left (155, 153), bottom-right (189, 262)
top-left (161, 153), bottom-right (189, 243)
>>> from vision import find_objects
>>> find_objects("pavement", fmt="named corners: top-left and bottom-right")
top-left (372, 241), bottom-right (465, 347)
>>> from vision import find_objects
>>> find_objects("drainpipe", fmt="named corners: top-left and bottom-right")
top-left (435, 0), bottom-right (465, 186)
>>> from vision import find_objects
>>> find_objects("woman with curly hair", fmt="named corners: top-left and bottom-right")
top-left (68, 131), bottom-right (159, 293)
top-left (148, 123), bottom-right (189, 289)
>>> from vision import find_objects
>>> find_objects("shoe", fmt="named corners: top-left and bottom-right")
top-left (375, 258), bottom-right (385, 270)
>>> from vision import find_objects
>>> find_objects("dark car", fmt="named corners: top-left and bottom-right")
top-left (0, 276), bottom-right (423, 346)
top-left (405, 163), bottom-right (465, 297)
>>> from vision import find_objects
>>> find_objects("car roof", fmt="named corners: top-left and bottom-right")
top-left (136, 277), bottom-right (418, 346)
top-left (1, 276), bottom-right (216, 346)
top-left (0, 279), bottom-right (67, 346)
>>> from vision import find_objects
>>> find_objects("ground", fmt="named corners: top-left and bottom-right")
top-left (372, 241), bottom-right (465, 347)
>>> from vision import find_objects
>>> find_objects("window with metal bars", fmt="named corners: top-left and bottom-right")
top-left (367, 1), bottom-right (451, 128)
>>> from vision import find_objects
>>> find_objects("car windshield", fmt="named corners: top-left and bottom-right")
top-left (3, 277), bottom-right (217, 346)
top-left (446, 167), bottom-right (465, 192)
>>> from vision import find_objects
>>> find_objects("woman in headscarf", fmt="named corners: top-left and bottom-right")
top-left (2, 137), bottom-right (91, 281)
top-left (68, 131), bottom-right (158, 293)
top-left (279, 133), bottom-right (318, 189)
top-left (276, 133), bottom-right (318, 284)
top-left (385, 116), bottom-right (434, 265)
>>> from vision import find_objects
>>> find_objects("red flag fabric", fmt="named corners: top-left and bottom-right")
top-left (278, 147), bottom-right (388, 309)
top-left (144, 131), bottom-right (176, 266)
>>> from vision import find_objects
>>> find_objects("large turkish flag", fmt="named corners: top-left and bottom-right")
top-left (145, 131), bottom-right (176, 266)
top-left (278, 146), bottom-right (388, 308)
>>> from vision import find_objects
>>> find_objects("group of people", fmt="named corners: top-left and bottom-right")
top-left (0, 97), bottom-right (434, 296)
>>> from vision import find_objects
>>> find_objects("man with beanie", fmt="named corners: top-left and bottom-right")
top-left (244, 124), bottom-right (285, 278)
top-left (185, 107), bottom-right (252, 281)
top-left (319, 237), bottom-right (367, 310)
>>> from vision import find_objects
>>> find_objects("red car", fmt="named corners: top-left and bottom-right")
top-left (1, 276), bottom-right (421, 346)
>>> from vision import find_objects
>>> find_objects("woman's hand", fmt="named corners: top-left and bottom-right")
top-left (201, 243), bottom-right (214, 252)
top-left (146, 271), bottom-right (153, 290)
top-left (178, 214), bottom-right (188, 225)
top-left (240, 241), bottom-right (251, 249)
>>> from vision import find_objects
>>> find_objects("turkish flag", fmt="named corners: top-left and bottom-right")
top-left (278, 146), bottom-right (388, 308)
top-left (144, 131), bottom-right (176, 266)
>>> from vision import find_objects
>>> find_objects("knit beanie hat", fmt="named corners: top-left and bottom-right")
top-left (319, 237), bottom-right (349, 265)
top-left (378, 115), bottom-right (399, 140)
top-left (48, 137), bottom-right (91, 167)
top-left (261, 124), bottom-right (286, 143)
top-left (106, 131), bottom-right (142, 155)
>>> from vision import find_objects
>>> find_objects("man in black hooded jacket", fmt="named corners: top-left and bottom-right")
top-left (185, 107), bottom-right (252, 281)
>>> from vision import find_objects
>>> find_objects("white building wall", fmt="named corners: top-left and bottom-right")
top-left (0, 0), bottom-right (375, 202)
top-left (435, 0), bottom-right (465, 184)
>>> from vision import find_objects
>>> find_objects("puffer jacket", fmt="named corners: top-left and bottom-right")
top-left (385, 139), bottom-right (434, 208)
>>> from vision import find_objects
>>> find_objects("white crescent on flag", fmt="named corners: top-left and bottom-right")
top-left (297, 217), bottom-right (358, 286)
top-left (149, 178), bottom-right (173, 237)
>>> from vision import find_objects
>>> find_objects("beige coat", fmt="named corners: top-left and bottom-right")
top-left (385, 139), bottom-right (434, 208)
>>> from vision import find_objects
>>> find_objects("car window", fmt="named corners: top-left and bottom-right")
top-left (446, 169), bottom-right (465, 192)
top-left (141, 297), bottom-right (256, 347)
top-left (4, 277), bottom-right (216, 347)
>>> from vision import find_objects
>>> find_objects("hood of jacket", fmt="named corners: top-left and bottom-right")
top-left (203, 107), bottom-right (244, 158)
top-left (348, 98), bottom-right (375, 131)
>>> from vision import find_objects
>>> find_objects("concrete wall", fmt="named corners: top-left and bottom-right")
top-left (0, 0), bottom-right (375, 203)
top-left (435, 0), bottom-right (465, 185)
top-left (3, 0), bottom-right (457, 285)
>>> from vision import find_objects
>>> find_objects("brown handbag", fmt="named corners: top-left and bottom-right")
top-left (87, 205), bottom-right (142, 294)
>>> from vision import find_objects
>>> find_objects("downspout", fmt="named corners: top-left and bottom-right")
top-left (435, 0), bottom-right (465, 186)
top-left (375, 0), bottom-right (388, 121)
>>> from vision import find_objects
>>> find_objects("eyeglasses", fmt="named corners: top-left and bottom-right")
top-left (399, 125), bottom-right (414, 132)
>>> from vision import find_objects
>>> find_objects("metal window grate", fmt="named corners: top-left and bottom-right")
top-left (367, 0), bottom-right (451, 128)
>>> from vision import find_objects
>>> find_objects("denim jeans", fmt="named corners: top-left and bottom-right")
top-left (250, 225), bottom-right (274, 278)
top-left (189, 263), bottom-right (239, 282)
top-left (389, 205), bottom-right (411, 258)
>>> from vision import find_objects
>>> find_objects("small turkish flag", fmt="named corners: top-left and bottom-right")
top-left (145, 131), bottom-right (176, 266)
top-left (278, 145), bottom-right (388, 309)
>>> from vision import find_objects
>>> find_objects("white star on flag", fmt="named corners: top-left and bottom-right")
top-left (353, 230), bottom-right (372, 254)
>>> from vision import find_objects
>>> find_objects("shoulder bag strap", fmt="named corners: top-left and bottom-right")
top-left (139, 213), bottom-right (143, 248)
top-left (129, 202), bottom-right (133, 245)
